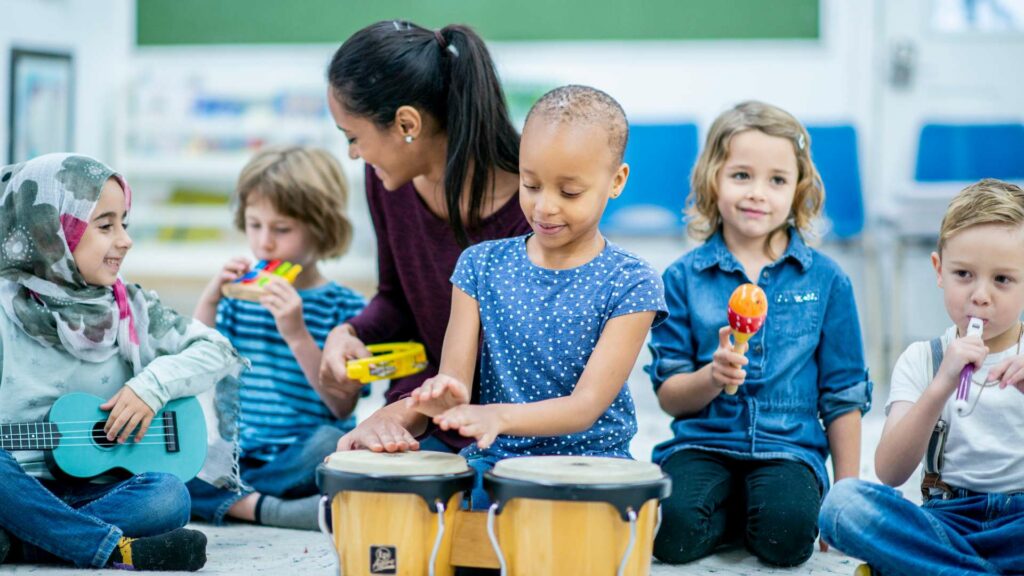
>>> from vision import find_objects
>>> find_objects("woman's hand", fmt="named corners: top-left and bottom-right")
top-left (335, 407), bottom-right (421, 453)
top-left (319, 324), bottom-right (372, 397)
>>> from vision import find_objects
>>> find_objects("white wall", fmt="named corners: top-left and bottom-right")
top-left (0, 0), bottom-right (132, 163)
top-left (489, 0), bottom-right (878, 200)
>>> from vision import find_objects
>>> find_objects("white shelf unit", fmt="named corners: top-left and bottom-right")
top-left (118, 47), bottom-right (376, 291)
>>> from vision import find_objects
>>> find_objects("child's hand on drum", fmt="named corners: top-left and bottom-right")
top-left (434, 405), bottom-right (501, 449)
top-left (259, 276), bottom-right (307, 342)
top-left (407, 374), bottom-right (469, 417)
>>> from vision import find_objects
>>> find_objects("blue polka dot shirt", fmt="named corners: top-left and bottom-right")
top-left (451, 235), bottom-right (667, 461)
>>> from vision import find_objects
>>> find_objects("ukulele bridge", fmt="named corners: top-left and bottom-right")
top-left (163, 410), bottom-right (180, 453)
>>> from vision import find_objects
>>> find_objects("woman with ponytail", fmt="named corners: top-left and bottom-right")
top-left (320, 21), bottom-right (530, 453)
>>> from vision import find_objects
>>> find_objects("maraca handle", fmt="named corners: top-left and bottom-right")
top-left (724, 337), bottom-right (751, 396)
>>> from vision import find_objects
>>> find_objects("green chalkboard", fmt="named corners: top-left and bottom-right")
top-left (136, 0), bottom-right (819, 45)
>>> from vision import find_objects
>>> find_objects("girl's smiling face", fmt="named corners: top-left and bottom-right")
top-left (72, 178), bottom-right (132, 287)
top-left (518, 116), bottom-right (627, 259)
top-left (715, 129), bottom-right (798, 247)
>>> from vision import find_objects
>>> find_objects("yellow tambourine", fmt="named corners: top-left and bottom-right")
top-left (345, 342), bottom-right (428, 383)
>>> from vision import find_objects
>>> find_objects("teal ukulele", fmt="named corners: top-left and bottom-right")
top-left (0, 392), bottom-right (207, 482)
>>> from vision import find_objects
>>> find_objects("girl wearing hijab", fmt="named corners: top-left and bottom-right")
top-left (0, 154), bottom-right (244, 571)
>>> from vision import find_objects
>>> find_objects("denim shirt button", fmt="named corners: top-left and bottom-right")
top-left (754, 345), bottom-right (762, 353)
top-left (762, 271), bottom-right (770, 280)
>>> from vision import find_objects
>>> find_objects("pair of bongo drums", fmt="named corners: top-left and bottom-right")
top-left (317, 451), bottom-right (670, 575)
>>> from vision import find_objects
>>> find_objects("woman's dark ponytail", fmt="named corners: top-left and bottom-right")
top-left (328, 21), bottom-right (519, 246)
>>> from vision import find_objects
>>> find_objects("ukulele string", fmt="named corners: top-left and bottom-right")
top-left (0, 427), bottom-right (176, 439)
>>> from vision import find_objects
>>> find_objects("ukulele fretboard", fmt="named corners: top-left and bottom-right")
top-left (0, 422), bottom-right (61, 450)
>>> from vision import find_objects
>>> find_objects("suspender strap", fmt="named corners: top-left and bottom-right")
top-left (922, 337), bottom-right (954, 501)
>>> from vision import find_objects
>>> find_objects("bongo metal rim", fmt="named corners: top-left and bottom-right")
top-left (316, 463), bottom-right (475, 512)
top-left (483, 471), bottom-right (672, 522)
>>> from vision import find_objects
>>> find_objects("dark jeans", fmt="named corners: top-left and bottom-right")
top-left (654, 449), bottom-right (821, 567)
top-left (187, 425), bottom-right (344, 524)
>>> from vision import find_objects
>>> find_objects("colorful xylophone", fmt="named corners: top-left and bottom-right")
top-left (345, 342), bottom-right (428, 383)
top-left (221, 259), bottom-right (303, 302)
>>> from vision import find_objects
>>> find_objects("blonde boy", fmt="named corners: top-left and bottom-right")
top-left (820, 179), bottom-right (1024, 574)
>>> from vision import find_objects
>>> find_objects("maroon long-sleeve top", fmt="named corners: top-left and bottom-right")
top-left (347, 165), bottom-right (531, 448)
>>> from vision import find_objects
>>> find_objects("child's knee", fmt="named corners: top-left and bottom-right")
top-left (141, 473), bottom-right (191, 529)
top-left (746, 526), bottom-right (815, 567)
top-left (819, 478), bottom-right (870, 543)
top-left (746, 499), bottom-right (819, 566)
top-left (652, 504), bottom-right (721, 564)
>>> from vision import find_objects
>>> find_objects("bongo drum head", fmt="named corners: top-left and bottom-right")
top-left (485, 456), bottom-right (670, 520)
top-left (325, 449), bottom-right (469, 476)
top-left (318, 451), bottom-right (475, 510)
top-left (492, 455), bottom-right (663, 485)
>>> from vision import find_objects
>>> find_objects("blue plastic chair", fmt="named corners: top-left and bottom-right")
top-left (915, 123), bottom-right (1024, 182)
top-left (806, 125), bottom-right (865, 240)
top-left (601, 123), bottom-right (699, 236)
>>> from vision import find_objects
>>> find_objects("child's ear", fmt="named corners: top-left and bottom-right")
top-left (610, 162), bottom-right (629, 199)
top-left (931, 251), bottom-right (944, 288)
top-left (393, 105), bottom-right (422, 140)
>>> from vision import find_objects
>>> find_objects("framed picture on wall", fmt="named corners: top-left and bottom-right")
top-left (7, 49), bottom-right (74, 163)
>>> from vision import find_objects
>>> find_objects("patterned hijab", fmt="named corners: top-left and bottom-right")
top-left (0, 153), bottom-right (200, 374)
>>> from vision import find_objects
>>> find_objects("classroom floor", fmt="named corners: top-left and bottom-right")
top-left (2, 236), bottom-right (936, 575)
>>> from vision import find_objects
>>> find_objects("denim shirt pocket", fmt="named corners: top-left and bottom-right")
top-left (768, 290), bottom-right (821, 338)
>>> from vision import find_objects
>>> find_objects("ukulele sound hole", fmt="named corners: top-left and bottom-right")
top-left (91, 422), bottom-right (117, 448)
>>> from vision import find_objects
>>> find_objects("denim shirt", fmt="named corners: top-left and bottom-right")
top-left (647, 230), bottom-right (872, 492)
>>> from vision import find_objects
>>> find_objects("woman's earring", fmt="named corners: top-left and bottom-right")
top-left (404, 135), bottom-right (415, 144)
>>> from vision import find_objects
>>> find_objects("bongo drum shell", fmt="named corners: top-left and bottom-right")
top-left (485, 456), bottom-right (671, 576)
top-left (318, 451), bottom-right (475, 576)
top-left (331, 490), bottom-right (462, 575)
top-left (497, 498), bottom-right (659, 576)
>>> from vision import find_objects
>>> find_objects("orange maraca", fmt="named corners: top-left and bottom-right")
top-left (725, 283), bottom-right (768, 395)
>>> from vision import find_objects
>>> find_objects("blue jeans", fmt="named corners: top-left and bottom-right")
top-left (187, 425), bottom-right (344, 524)
top-left (0, 449), bottom-right (190, 568)
top-left (820, 478), bottom-right (1024, 575)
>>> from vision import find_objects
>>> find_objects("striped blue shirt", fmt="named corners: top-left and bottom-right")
top-left (216, 281), bottom-right (365, 461)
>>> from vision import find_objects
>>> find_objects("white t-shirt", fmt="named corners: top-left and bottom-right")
top-left (887, 325), bottom-right (1024, 494)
